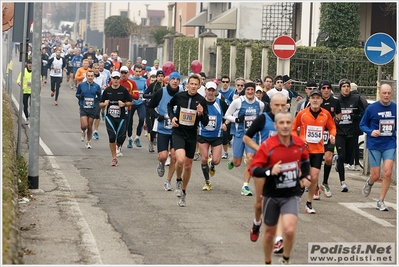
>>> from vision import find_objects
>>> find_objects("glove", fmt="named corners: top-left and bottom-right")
top-left (153, 112), bottom-right (160, 119)
top-left (235, 115), bottom-right (245, 123)
top-left (157, 115), bottom-right (165, 122)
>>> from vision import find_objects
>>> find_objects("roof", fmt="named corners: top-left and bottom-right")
top-left (147, 10), bottom-right (165, 18)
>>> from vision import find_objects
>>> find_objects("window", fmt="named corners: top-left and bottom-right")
top-left (120, 11), bottom-right (128, 17)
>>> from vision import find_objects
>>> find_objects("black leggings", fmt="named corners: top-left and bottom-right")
top-left (105, 117), bottom-right (126, 145)
top-left (145, 107), bottom-right (157, 142)
top-left (23, 94), bottom-right (31, 119)
top-left (335, 134), bottom-right (357, 182)
top-left (51, 76), bottom-right (62, 101)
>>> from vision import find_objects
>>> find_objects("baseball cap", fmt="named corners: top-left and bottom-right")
top-left (319, 80), bottom-right (332, 89)
top-left (205, 81), bottom-right (217, 90)
top-left (145, 66), bottom-right (151, 71)
top-left (149, 70), bottom-right (157, 77)
top-left (255, 86), bottom-right (263, 92)
top-left (169, 72), bottom-right (181, 80)
top-left (111, 71), bottom-right (121, 78)
top-left (142, 60), bottom-right (147, 65)
top-left (309, 90), bottom-right (322, 97)
top-left (211, 78), bottom-right (219, 85)
top-left (199, 72), bottom-right (206, 78)
top-left (306, 81), bottom-right (318, 88)
top-left (283, 75), bottom-right (292, 84)
top-left (137, 57), bottom-right (142, 60)
top-left (156, 70), bottom-right (165, 76)
top-left (120, 66), bottom-right (129, 72)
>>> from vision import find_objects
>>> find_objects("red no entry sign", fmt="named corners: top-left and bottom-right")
top-left (272, 35), bottom-right (296, 59)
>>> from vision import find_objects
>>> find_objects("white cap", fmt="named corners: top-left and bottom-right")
top-left (256, 86), bottom-right (263, 92)
top-left (149, 70), bottom-right (157, 76)
top-left (142, 59), bottom-right (147, 64)
top-left (120, 66), bottom-right (129, 72)
top-left (205, 81), bottom-right (217, 90)
top-left (111, 71), bottom-right (120, 78)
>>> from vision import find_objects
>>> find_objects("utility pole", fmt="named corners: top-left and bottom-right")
top-left (28, 2), bottom-right (42, 189)
top-left (6, 27), bottom-right (13, 95)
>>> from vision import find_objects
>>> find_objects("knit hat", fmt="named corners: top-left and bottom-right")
top-left (169, 72), bottom-right (181, 80)
top-left (199, 72), bottom-right (206, 78)
top-left (156, 70), bottom-right (164, 77)
top-left (145, 66), bottom-right (151, 71)
top-left (282, 75), bottom-right (292, 84)
top-left (318, 80), bottom-right (332, 90)
top-left (244, 82), bottom-right (256, 90)
top-left (306, 81), bottom-right (318, 88)
top-left (274, 75), bottom-right (283, 83)
top-left (350, 83), bottom-right (358, 91)
top-left (339, 79), bottom-right (351, 89)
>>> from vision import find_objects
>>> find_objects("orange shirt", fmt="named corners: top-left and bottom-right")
top-left (292, 107), bottom-right (337, 154)
top-left (75, 67), bottom-right (91, 84)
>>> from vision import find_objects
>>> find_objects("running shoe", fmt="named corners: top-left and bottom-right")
top-left (116, 145), bottom-right (123, 157)
top-left (305, 203), bottom-right (316, 214)
top-left (134, 138), bottom-right (142, 147)
top-left (157, 162), bottom-right (165, 177)
top-left (273, 240), bottom-right (284, 254)
top-left (362, 178), bottom-right (373, 197)
top-left (92, 132), bottom-right (99, 140)
top-left (341, 181), bottom-right (348, 192)
top-left (243, 153), bottom-right (247, 164)
top-left (202, 181), bottom-right (212, 191)
top-left (333, 154), bottom-right (338, 172)
top-left (227, 159), bottom-right (234, 170)
top-left (178, 193), bottom-right (186, 207)
top-left (278, 258), bottom-right (289, 265)
top-left (313, 189), bottom-right (320, 200)
top-left (221, 152), bottom-right (228, 159)
top-left (193, 151), bottom-right (200, 161)
top-left (148, 142), bottom-right (155, 153)
top-left (127, 138), bottom-right (133, 148)
top-left (164, 180), bottom-right (172, 191)
top-left (81, 131), bottom-right (85, 142)
top-left (345, 164), bottom-right (355, 171)
top-left (354, 165), bottom-right (362, 171)
top-left (111, 158), bottom-right (118, 167)
top-left (175, 180), bottom-right (182, 197)
top-left (208, 158), bottom-right (215, 177)
top-left (250, 222), bottom-right (261, 242)
top-left (85, 141), bottom-right (91, 149)
top-left (376, 200), bottom-right (389, 211)
top-left (54, 100), bottom-right (58, 106)
top-left (319, 184), bottom-right (332, 198)
top-left (165, 156), bottom-right (171, 166)
top-left (241, 185), bottom-right (253, 196)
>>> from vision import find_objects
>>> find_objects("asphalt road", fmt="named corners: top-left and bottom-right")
top-left (8, 45), bottom-right (397, 265)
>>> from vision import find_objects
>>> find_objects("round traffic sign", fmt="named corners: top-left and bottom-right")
top-left (364, 33), bottom-right (396, 65)
top-left (272, 35), bottom-right (296, 59)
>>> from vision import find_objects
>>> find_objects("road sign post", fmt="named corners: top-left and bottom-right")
top-left (272, 35), bottom-right (296, 75)
top-left (363, 32), bottom-right (397, 176)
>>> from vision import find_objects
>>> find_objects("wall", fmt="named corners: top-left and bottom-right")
top-left (175, 2), bottom-right (196, 36)
top-left (235, 2), bottom-right (263, 40)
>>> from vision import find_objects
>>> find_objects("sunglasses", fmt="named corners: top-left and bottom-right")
top-left (276, 81), bottom-right (283, 84)
top-left (120, 71), bottom-right (128, 74)
top-left (236, 84), bottom-right (244, 87)
top-left (112, 77), bottom-right (120, 79)
top-left (222, 81), bottom-right (229, 83)
top-left (306, 87), bottom-right (318, 90)
top-left (321, 86), bottom-right (331, 90)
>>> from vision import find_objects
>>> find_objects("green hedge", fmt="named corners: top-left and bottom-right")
top-left (173, 37), bottom-right (199, 76)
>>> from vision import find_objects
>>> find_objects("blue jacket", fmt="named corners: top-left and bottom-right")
top-left (76, 81), bottom-right (102, 108)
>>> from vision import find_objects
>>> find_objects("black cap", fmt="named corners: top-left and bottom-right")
top-left (244, 82), bottom-right (256, 90)
top-left (339, 79), bottom-right (351, 89)
top-left (310, 90), bottom-right (322, 97)
top-left (283, 75), bottom-right (292, 84)
top-left (199, 72), bottom-right (206, 78)
top-left (253, 78), bottom-right (262, 83)
top-left (156, 70), bottom-right (164, 76)
top-left (319, 80), bottom-right (332, 89)
top-left (274, 75), bottom-right (283, 83)
top-left (306, 81), bottom-right (318, 88)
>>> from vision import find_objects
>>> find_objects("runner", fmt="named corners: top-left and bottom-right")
top-left (99, 71), bottom-right (133, 166)
top-left (360, 84), bottom-right (396, 211)
top-left (198, 81), bottom-right (229, 190)
top-left (167, 73), bottom-right (209, 207)
top-left (249, 111), bottom-right (311, 264)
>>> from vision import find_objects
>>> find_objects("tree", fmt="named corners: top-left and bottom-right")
top-left (104, 16), bottom-right (135, 38)
top-left (318, 3), bottom-right (360, 49)
top-left (150, 26), bottom-right (176, 45)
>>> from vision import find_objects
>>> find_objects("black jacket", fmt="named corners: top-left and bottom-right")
top-left (336, 92), bottom-right (366, 136)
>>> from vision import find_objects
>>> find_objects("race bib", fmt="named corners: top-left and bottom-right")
top-left (84, 97), bottom-right (94, 109)
top-left (164, 117), bottom-right (173, 129)
top-left (323, 130), bottom-right (330, 145)
top-left (306, 125), bottom-right (323, 143)
top-left (275, 161), bottom-right (298, 189)
top-left (139, 91), bottom-right (143, 100)
top-left (379, 119), bottom-right (395, 136)
top-left (179, 107), bottom-right (196, 126)
top-left (340, 108), bottom-right (353, 124)
top-left (205, 115), bottom-right (217, 131)
top-left (109, 105), bottom-right (121, 118)
top-left (244, 115), bottom-right (256, 131)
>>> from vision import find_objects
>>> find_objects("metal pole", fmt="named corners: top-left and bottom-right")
top-left (74, 3), bottom-right (79, 42)
top-left (28, 2), bottom-right (43, 189)
top-left (376, 65), bottom-right (381, 101)
top-left (6, 27), bottom-right (13, 95)
top-left (17, 2), bottom-right (29, 156)
top-left (85, 2), bottom-right (89, 45)
top-left (281, 59), bottom-right (285, 75)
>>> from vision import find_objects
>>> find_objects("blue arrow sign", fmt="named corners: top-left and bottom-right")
top-left (364, 33), bottom-right (396, 65)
